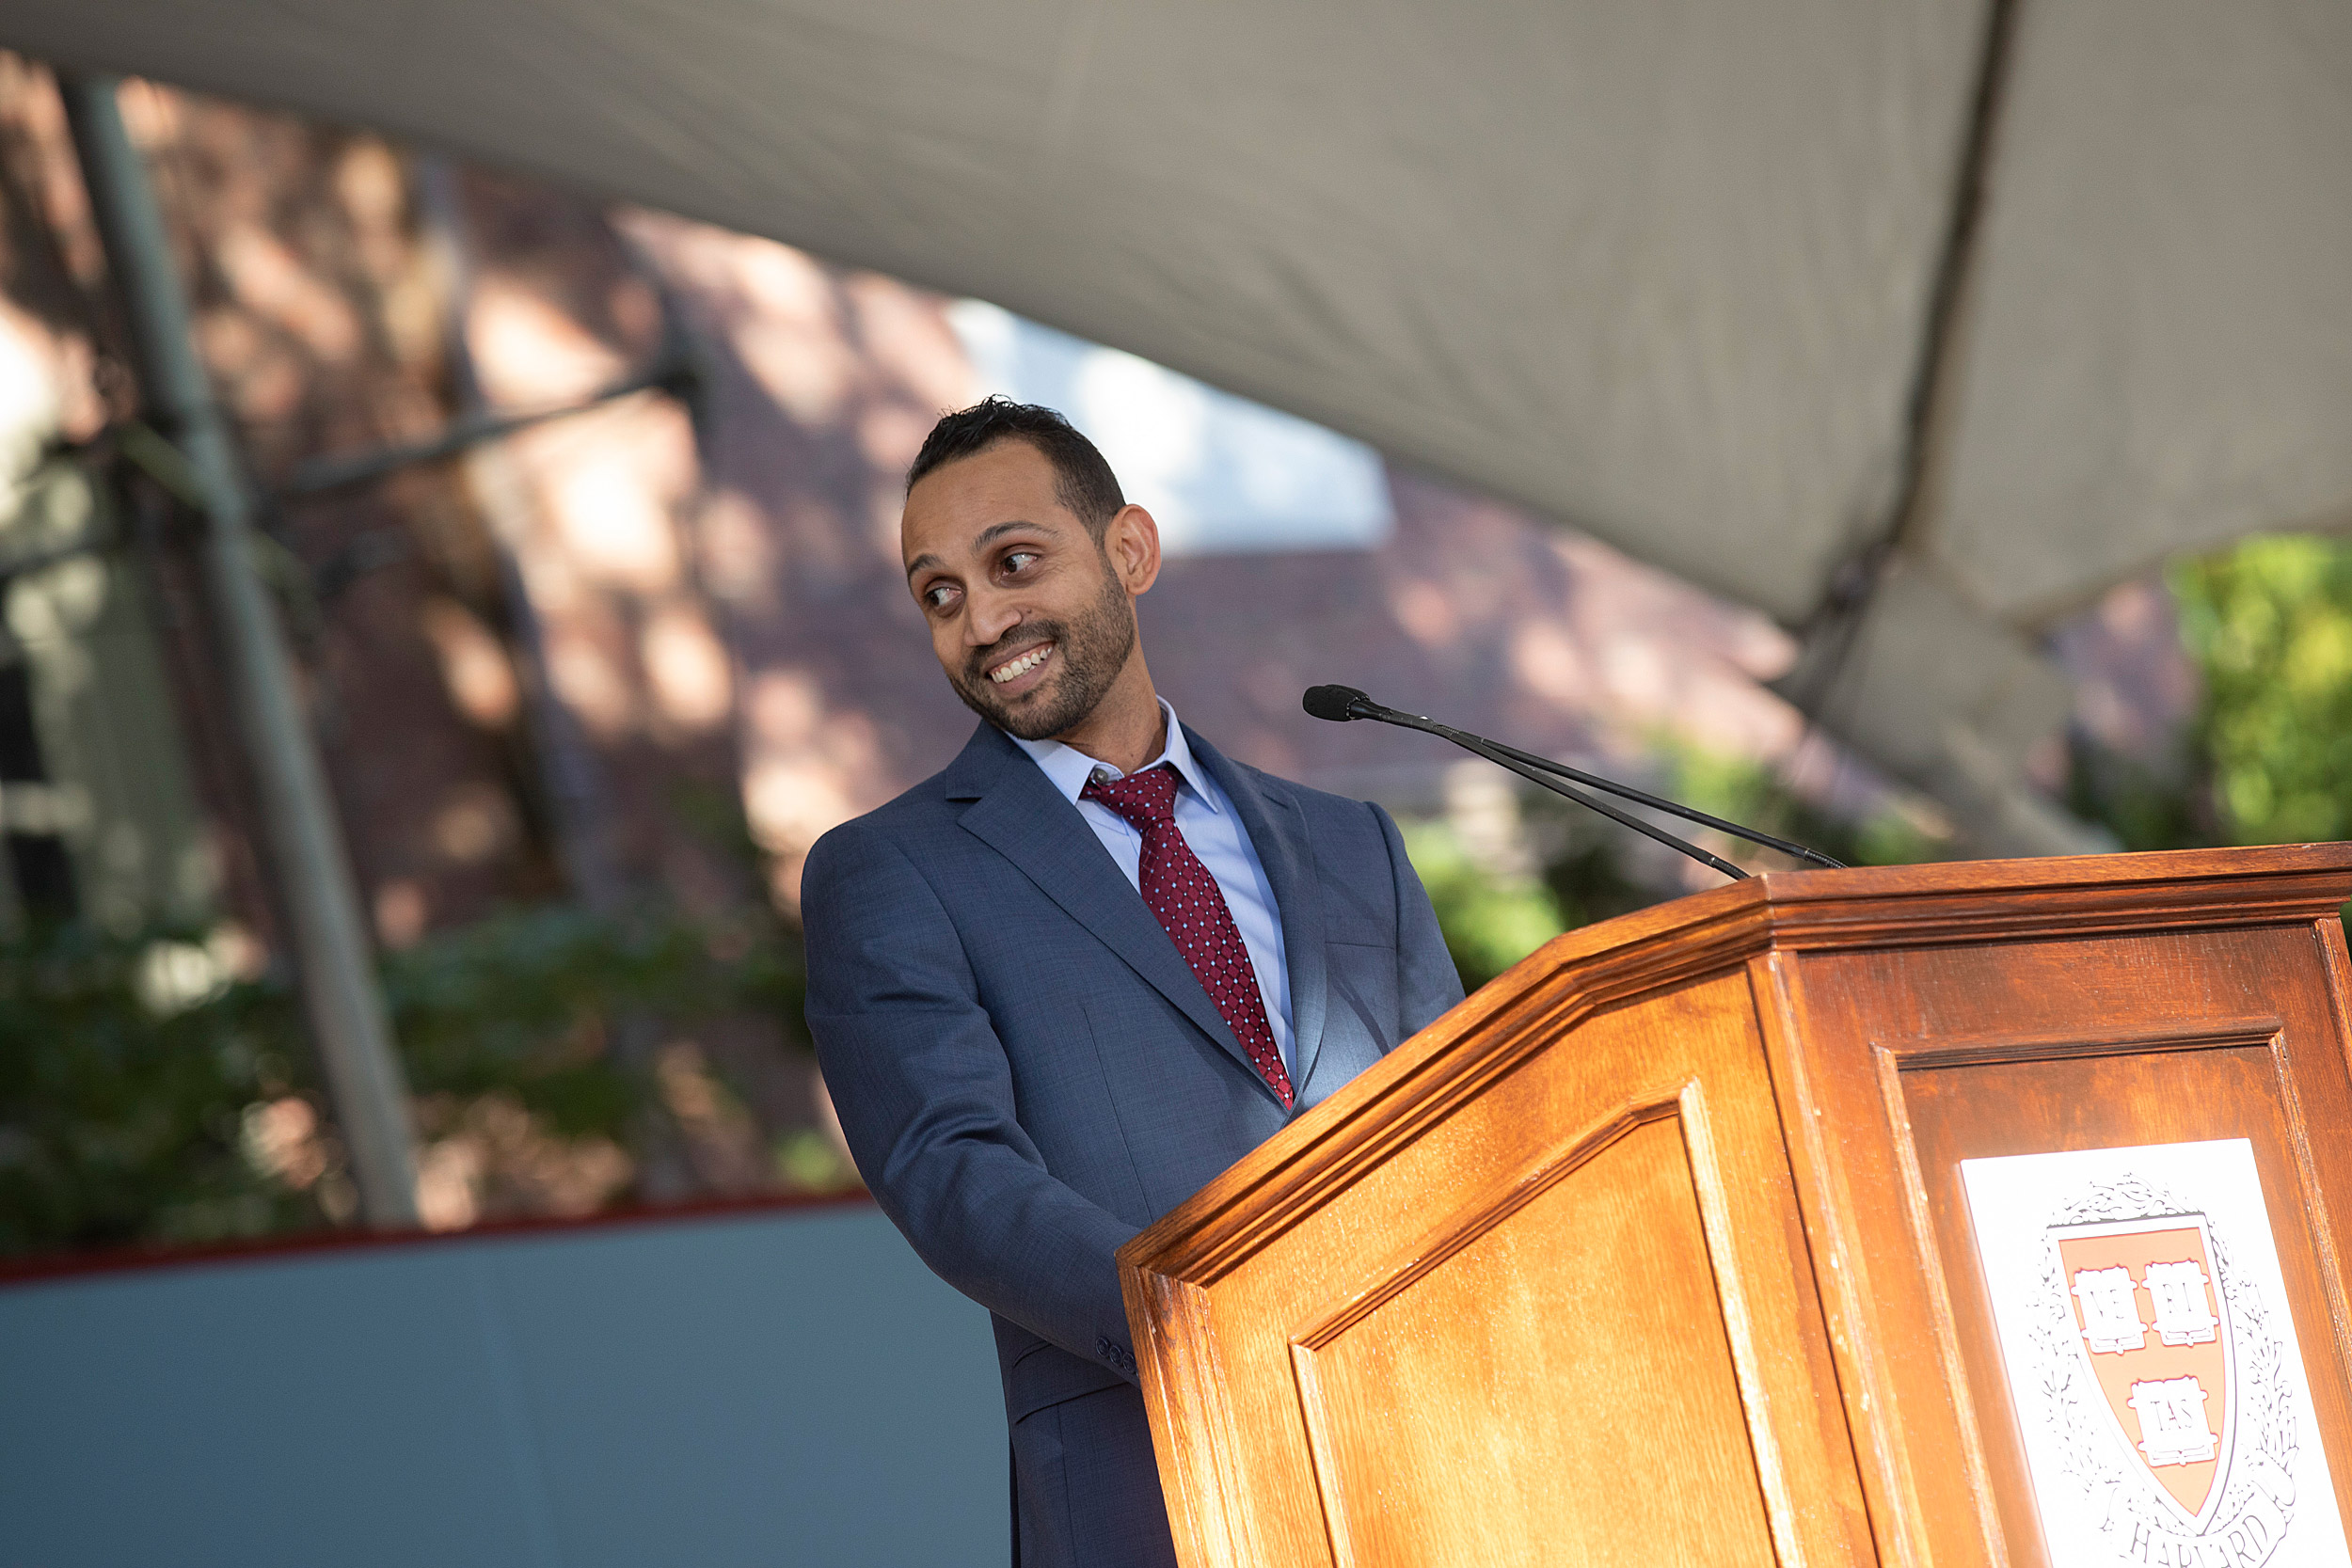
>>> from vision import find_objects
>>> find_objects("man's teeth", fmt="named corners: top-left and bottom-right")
top-left (990, 644), bottom-right (1053, 684)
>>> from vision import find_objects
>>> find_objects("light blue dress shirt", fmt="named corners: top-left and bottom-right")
top-left (1010, 701), bottom-right (1295, 1070)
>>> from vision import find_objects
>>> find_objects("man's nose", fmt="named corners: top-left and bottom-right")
top-left (964, 587), bottom-right (1022, 647)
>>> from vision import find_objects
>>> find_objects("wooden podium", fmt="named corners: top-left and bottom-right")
top-left (1117, 846), bottom-right (2352, 1567)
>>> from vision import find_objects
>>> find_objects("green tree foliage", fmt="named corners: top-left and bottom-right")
top-left (0, 925), bottom-right (319, 1254)
top-left (383, 903), bottom-right (801, 1138)
top-left (0, 904), bottom-right (805, 1259)
top-left (1406, 744), bottom-right (1947, 994)
top-left (1399, 821), bottom-right (1568, 993)
top-left (1661, 744), bottom-right (1946, 873)
top-left (2172, 534), bottom-right (2352, 846)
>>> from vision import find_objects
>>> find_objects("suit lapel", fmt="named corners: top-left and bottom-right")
top-left (946, 724), bottom-right (1266, 1089)
top-left (1189, 728), bottom-right (1330, 1099)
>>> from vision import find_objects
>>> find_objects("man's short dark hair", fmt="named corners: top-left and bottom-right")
top-left (906, 396), bottom-right (1125, 537)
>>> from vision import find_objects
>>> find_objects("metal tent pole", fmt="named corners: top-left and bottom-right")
top-left (59, 75), bottom-right (421, 1227)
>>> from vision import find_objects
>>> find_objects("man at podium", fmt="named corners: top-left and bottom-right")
top-left (802, 398), bottom-right (1462, 1568)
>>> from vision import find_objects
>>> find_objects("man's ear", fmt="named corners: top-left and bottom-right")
top-left (1103, 504), bottom-right (1162, 596)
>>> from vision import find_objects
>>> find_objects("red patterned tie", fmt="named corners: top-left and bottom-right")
top-left (1082, 766), bottom-right (1295, 1108)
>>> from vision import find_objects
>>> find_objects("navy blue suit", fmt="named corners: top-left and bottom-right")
top-left (803, 720), bottom-right (1462, 1566)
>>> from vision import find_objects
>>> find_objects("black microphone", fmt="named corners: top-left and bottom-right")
top-left (1300, 684), bottom-right (1373, 722)
top-left (1301, 685), bottom-right (1845, 882)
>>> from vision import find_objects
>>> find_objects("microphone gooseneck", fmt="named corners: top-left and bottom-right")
top-left (1299, 684), bottom-right (1845, 881)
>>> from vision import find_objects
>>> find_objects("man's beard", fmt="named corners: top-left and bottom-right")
top-left (950, 562), bottom-right (1136, 741)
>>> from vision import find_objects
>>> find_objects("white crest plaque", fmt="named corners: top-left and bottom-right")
top-left (1961, 1139), bottom-right (2351, 1568)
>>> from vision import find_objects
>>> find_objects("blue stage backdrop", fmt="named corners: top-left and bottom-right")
top-left (0, 1199), bottom-right (1006, 1567)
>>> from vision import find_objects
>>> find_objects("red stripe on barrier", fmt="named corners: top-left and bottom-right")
top-left (0, 1188), bottom-right (878, 1290)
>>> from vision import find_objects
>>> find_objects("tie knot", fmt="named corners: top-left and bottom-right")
top-left (1083, 764), bottom-right (1180, 829)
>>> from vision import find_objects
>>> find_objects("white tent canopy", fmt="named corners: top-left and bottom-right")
top-left (12, 0), bottom-right (2352, 850)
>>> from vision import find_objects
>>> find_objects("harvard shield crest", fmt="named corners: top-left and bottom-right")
top-left (2051, 1214), bottom-right (2233, 1530)
top-left (1962, 1143), bottom-right (2352, 1568)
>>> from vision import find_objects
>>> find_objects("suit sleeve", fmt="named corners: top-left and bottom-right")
top-left (802, 822), bottom-right (1144, 1383)
top-left (1371, 800), bottom-right (1468, 1031)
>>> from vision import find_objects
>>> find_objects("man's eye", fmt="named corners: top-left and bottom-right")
top-left (1002, 550), bottom-right (1039, 574)
top-left (922, 583), bottom-right (957, 610)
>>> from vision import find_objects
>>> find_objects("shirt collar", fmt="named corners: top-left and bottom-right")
top-left (1009, 698), bottom-right (1222, 815)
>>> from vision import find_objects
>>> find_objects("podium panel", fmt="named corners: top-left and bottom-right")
top-left (1295, 1115), bottom-right (1772, 1567)
top-left (1123, 964), bottom-right (1870, 1567)
top-left (1795, 922), bottom-right (2352, 1568)
top-left (1122, 847), bottom-right (2352, 1568)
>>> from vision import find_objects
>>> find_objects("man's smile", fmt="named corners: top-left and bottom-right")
top-left (987, 640), bottom-right (1057, 689)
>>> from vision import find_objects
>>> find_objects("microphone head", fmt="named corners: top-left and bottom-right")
top-left (1302, 684), bottom-right (1371, 722)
